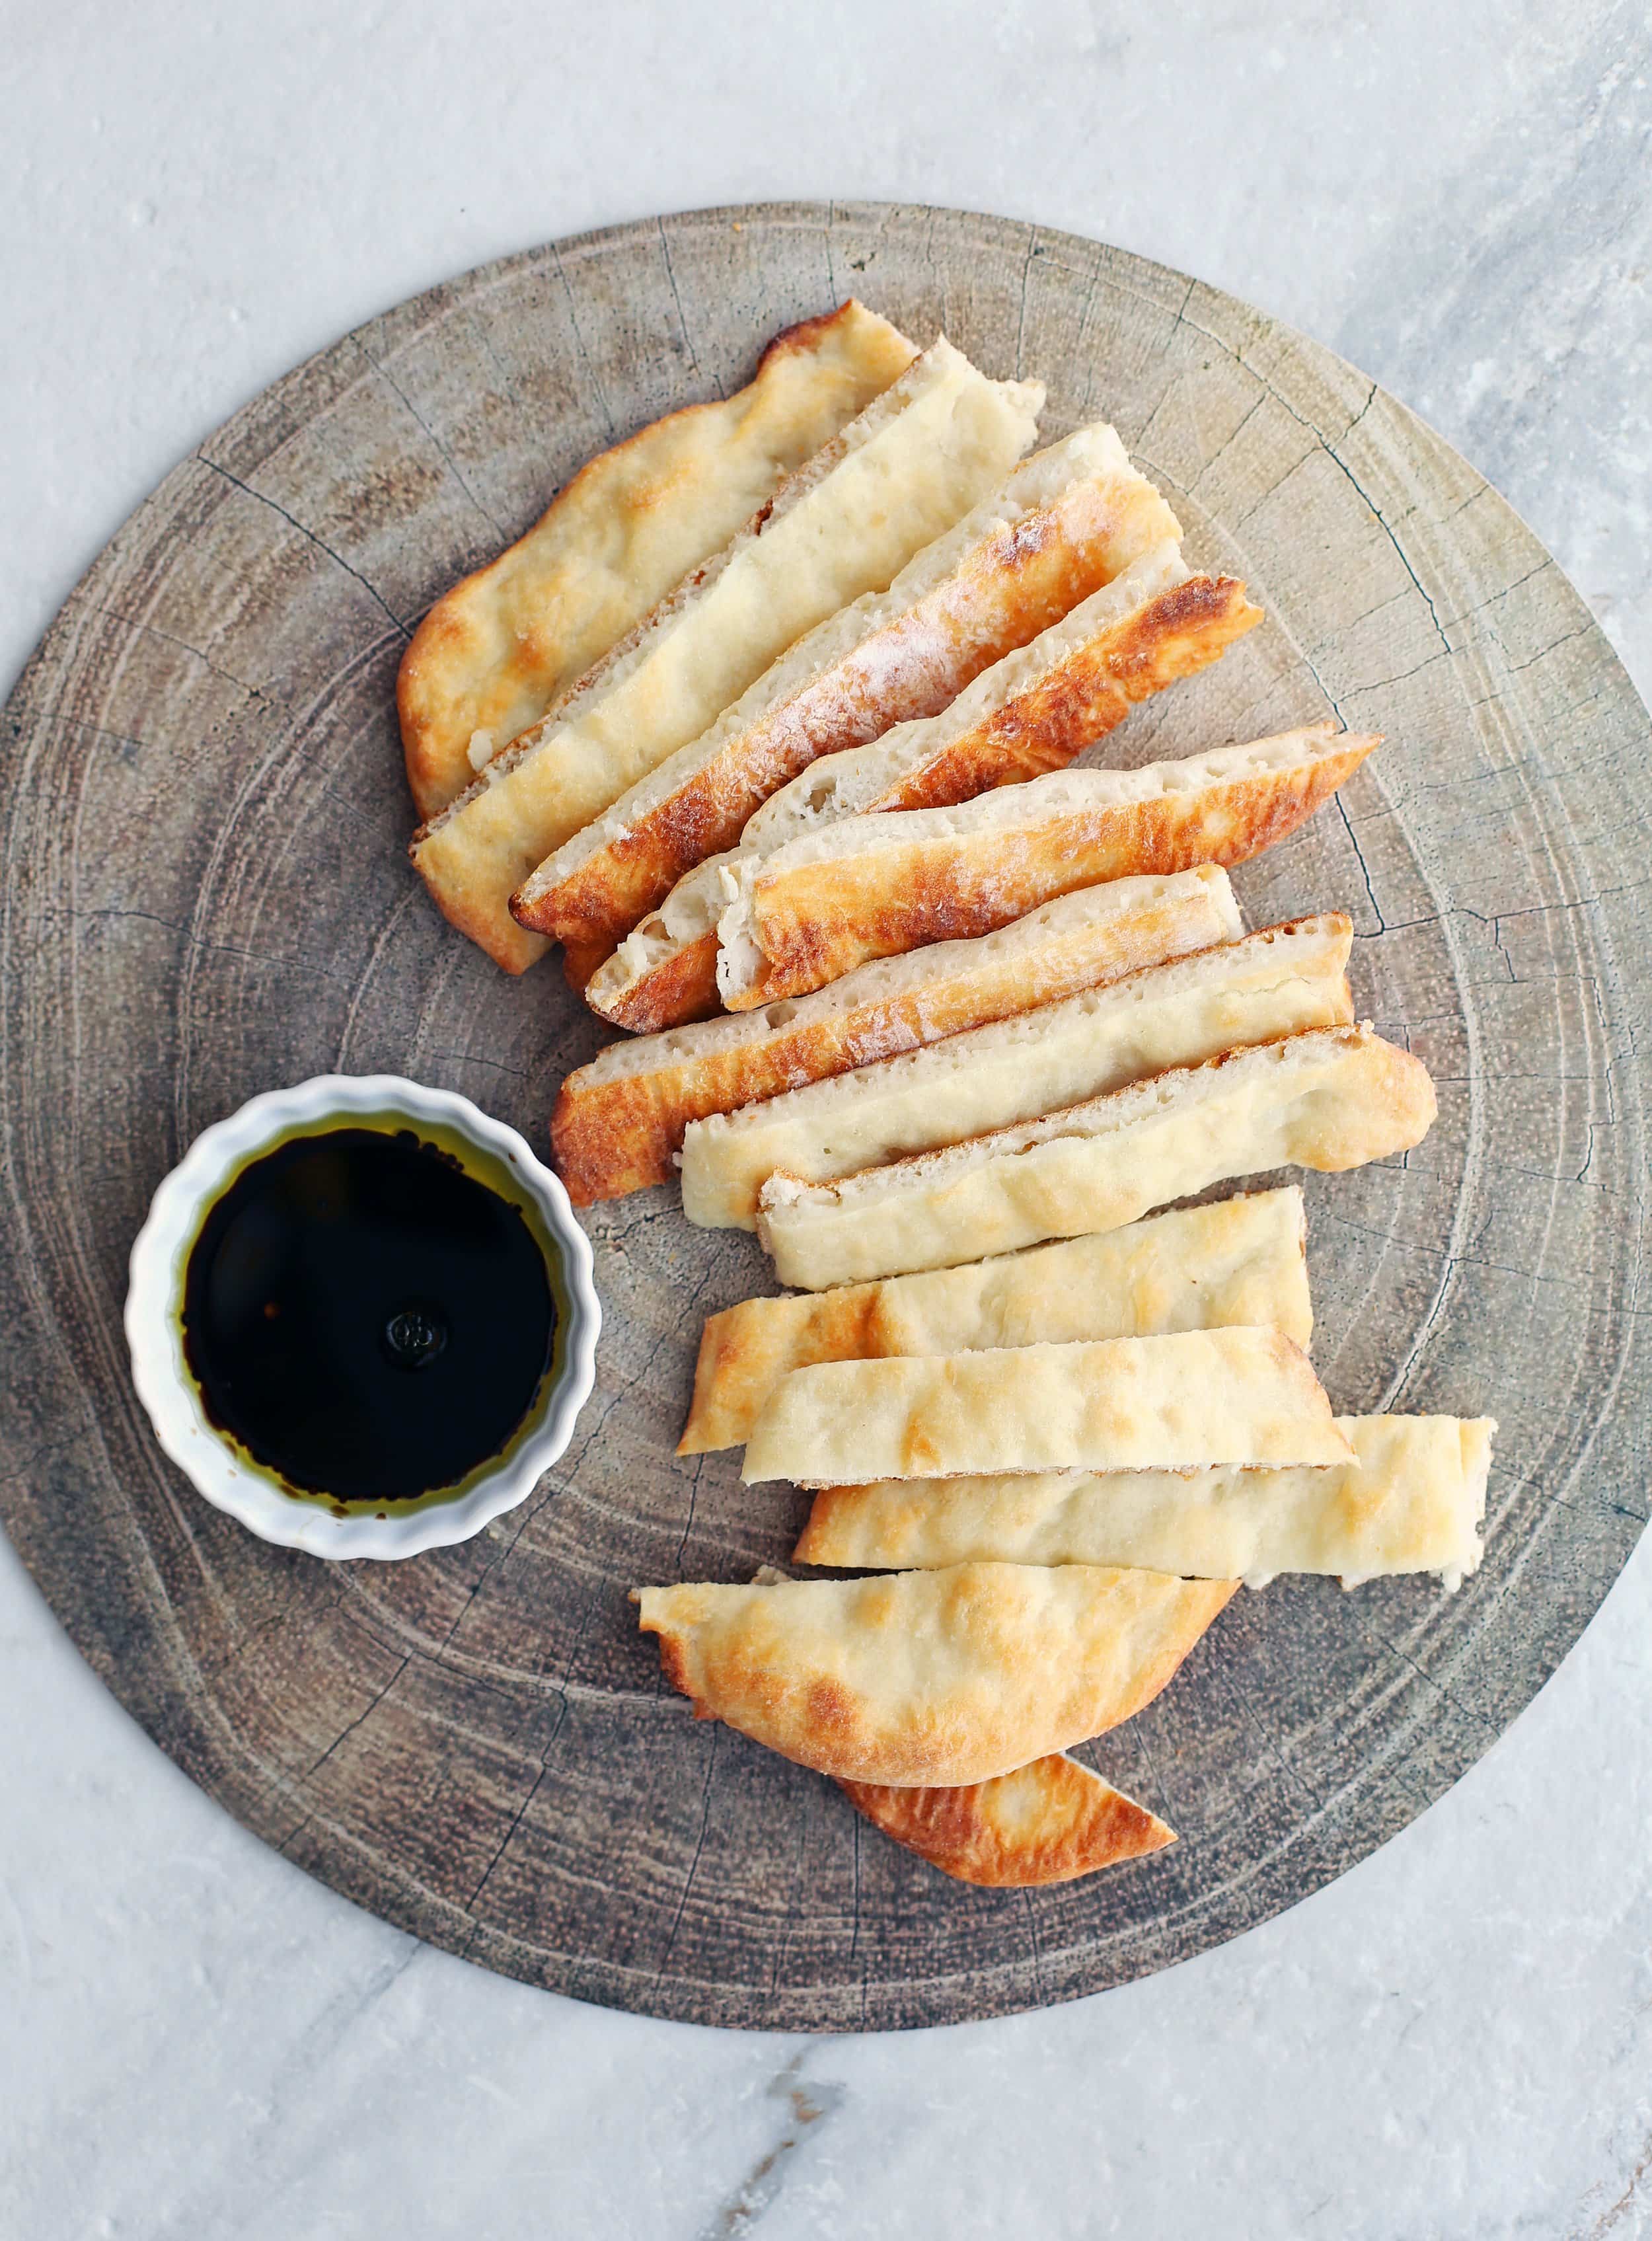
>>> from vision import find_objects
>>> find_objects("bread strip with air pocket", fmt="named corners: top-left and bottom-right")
top-left (554, 866), bottom-right (1243, 1201)
top-left (716, 722), bottom-right (1378, 1010)
top-left (680, 913), bottom-right (1353, 1229)
top-left (756, 1020), bottom-right (1436, 1290)
top-left (511, 426), bottom-right (1191, 954)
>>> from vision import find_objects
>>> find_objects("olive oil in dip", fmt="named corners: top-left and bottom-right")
top-left (180, 1125), bottom-right (556, 1507)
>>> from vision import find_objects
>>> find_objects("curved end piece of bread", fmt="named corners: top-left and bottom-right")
top-left (634, 1562), bottom-right (1238, 1786)
top-left (582, 930), bottom-right (723, 1036)
top-left (398, 299), bottom-right (919, 820)
top-left (717, 722), bottom-right (1379, 1010)
top-left (580, 853), bottom-right (736, 1035)
top-left (840, 1754), bottom-right (1175, 1885)
top-left (410, 336), bottom-right (1042, 971)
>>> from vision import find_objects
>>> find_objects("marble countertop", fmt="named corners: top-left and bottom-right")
top-left (5, 3), bottom-right (1651, 2234)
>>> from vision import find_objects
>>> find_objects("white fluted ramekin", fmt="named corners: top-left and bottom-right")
top-left (124, 1074), bottom-right (599, 1560)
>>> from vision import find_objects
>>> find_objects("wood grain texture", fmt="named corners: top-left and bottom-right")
top-left (1, 203), bottom-right (1647, 2032)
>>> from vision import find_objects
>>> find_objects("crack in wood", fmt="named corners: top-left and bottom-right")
top-left (192, 456), bottom-right (412, 635)
top-left (61, 596), bottom-right (269, 699)
top-left (656, 1724), bottom-right (721, 1981)
top-left (354, 334), bottom-right (507, 541)
top-left (657, 215), bottom-right (707, 391)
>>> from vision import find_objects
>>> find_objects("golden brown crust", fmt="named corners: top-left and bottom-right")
top-left (722, 727), bottom-right (1378, 1010)
top-left (840, 1755), bottom-right (1175, 1885)
top-left (408, 340), bottom-right (1041, 972)
top-left (582, 932), bottom-right (722, 1035)
top-left (756, 1022), bottom-right (1437, 1291)
top-left (552, 870), bottom-right (1240, 1203)
top-left (681, 1287), bottom-right (882, 1454)
top-left (739, 1328), bottom-right (1351, 1486)
top-left (677, 1188), bottom-right (1311, 1453)
top-left (513, 458), bottom-right (1187, 950)
top-left (398, 301), bottom-right (919, 819)
top-left (868, 575), bottom-right (1261, 811)
top-left (582, 938), bottom-right (708, 1037)
top-left (406, 823), bottom-right (552, 974)
top-left (560, 936), bottom-right (613, 993)
top-left (567, 555), bottom-right (1245, 1018)
top-left (634, 1564), bottom-right (1238, 1786)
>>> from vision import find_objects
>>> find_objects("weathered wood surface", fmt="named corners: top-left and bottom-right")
top-left (1, 205), bottom-right (1647, 2032)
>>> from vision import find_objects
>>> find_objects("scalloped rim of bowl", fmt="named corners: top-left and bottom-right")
top-left (124, 1075), bottom-right (599, 1560)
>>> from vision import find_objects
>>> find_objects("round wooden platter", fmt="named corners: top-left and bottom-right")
top-left (3, 204), bottom-right (1647, 2033)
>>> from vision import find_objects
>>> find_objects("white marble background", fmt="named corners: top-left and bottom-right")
top-left (4, 3), bottom-right (1651, 2234)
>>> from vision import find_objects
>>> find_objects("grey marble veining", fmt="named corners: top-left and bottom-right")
top-left (1337, 1), bottom-right (1652, 695)
top-left (3, 3), bottom-right (1651, 2236)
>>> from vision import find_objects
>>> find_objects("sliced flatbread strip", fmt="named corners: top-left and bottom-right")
top-left (398, 301), bottom-right (919, 819)
top-left (681, 913), bottom-right (1353, 1228)
top-left (717, 722), bottom-right (1379, 1008)
top-left (511, 429), bottom-right (1184, 949)
top-left (798, 1414), bottom-right (1496, 1589)
top-left (841, 1755), bottom-right (1174, 1887)
top-left (411, 338), bottom-right (1043, 971)
top-left (741, 1328), bottom-right (1352, 1487)
top-left (555, 866), bottom-right (1242, 1202)
top-left (580, 848), bottom-right (739, 1032)
top-left (743, 557), bottom-right (1260, 851)
top-left (677, 1188), bottom-right (1311, 1453)
top-left (758, 1021), bottom-right (1437, 1289)
top-left (585, 568), bottom-right (1261, 1035)
top-left (635, 1562), bottom-right (1238, 1787)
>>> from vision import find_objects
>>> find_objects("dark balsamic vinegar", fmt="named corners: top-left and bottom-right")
top-left (181, 1127), bottom-right (556, 1504)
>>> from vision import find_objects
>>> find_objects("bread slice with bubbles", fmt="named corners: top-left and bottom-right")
top-left (756, 1021), bottom-right (1436, 1290)
top-left (681, 913), bottom-right (1352, 1229)
top-left (717, 722), bottom-right (1379, 1009)
top-left (742, 551), bottom-right (1259, 852)
top-left (554, 866), bottom-right (1242, 1201)
top-left (580, 562), bottom-right (1263, 1031)
top-left (511, 426), bottom-right (1185, 952)
top-left (411, 338), bottom-right (1043, 971)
